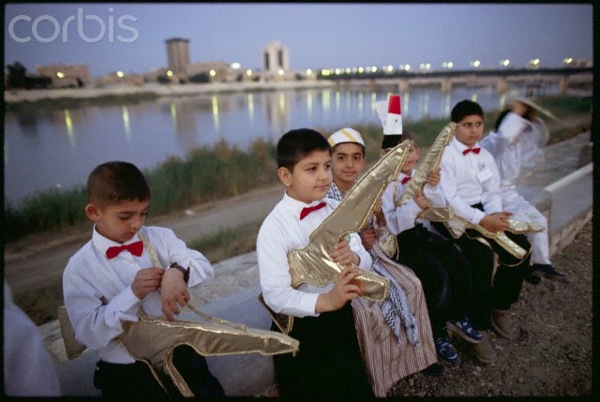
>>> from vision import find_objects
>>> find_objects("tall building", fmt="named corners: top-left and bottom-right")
top-left (165, 38), bottom-right (190, 75)
top-left (262, 41), bottom-right (289, 73)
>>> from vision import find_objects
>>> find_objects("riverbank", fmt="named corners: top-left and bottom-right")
top-left (3, 80), bottom-right (336, 104)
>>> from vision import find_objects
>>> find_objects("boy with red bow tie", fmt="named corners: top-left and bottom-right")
top-left (63, 161), bottom-right (224, 398)
top-left (432, 100), bottom-right (532, 364)
top-left (378, 95), bottom-right (482, 367)
top-left (257, 128), bottom-right (374, 399)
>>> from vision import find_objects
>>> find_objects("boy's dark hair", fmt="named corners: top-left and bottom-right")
top-left (382, 130), bottom-right (416, 150)
top-left (451, 100), bottom-right (484, 123)
top-left (276, 128), bottom-right (330, 171)
top-left (87, 161), bottom-right (150, 205)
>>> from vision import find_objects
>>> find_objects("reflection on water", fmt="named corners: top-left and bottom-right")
top-left (4, 84), bottom-right (558, 204)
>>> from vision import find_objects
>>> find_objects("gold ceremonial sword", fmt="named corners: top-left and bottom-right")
top-left (287, 141), bottom-right (411, 302)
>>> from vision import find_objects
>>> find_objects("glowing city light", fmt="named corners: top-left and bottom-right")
top-left (166, 70), bottom-right (173, 77)
top-left (56, 72), bottom-right (64, 78)
top-left (230, 62), bottom-right (241, 69)
top-left (116, 71), bottom-right (124, 78)
top-left (499, 59), bottom-right (510, 67)
top-left (470, 60), bottom-right (481, 68)
top-left (209, 69), bottom-right (216, 77)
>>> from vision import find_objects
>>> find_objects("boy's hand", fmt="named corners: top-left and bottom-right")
top-left (160, 268), bottom-right (191, 321)
top-left (358, 228), bottom-right (377, 251)
top-left (480, 212), bottom-right (512, 233)
top-left (315, 265), bottom-right (362, 313)
top-left (330, 237), bottom-right (359, 266)
top-left (426, 168), bottom-right (441, 186)
top-left (413, 189), bottom-right (430, 210)
top-left (131, 268), bottom-right (164, 300)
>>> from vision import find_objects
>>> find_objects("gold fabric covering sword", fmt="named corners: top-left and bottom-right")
top-left (287, 141), bottom-right (411, 302)
top-left (117, 310), bottom-right (299, 397)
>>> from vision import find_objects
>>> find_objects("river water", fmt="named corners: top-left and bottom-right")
top-left (4, 84), bottom-right (557, 205)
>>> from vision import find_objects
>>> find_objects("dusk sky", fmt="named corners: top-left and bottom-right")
top-left (4, 3), bottom-right (594, 77)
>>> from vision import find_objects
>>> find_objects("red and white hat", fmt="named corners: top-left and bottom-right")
top-left (375, 94), bottom-right (404, 149)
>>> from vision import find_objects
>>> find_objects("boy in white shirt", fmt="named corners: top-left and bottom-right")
top-left (63, 161), bottom-right (224, 398)
top-left (433, 100), bottom-right (532, 364)
top-left (481, 99), bottom-right (566, 283)
top-left (257, 128), bottom-right (374, 399)
top-left (381, 131), bottom-right (483, 365)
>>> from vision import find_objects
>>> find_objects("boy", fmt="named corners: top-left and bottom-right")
top-left (256, 128), bottom-right (374, 399)
top-left (326, 127), bottom-right (439, 396)
top-left (481, 98), bottom-right (566, 283)
top-left (63, 161), bottom-right (224, 398)
top-left (433, 100), bottom-right (532, 363)
top-left (381, 130), bottom-right (483, 365)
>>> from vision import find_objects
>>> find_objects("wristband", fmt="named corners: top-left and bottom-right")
top-left (168, 262), bottom-right (190, 283)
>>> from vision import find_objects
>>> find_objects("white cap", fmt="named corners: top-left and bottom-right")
top-left (375, 94), bottom-right (402, 135)
top-left (328, 127), bottom-right (365, 147)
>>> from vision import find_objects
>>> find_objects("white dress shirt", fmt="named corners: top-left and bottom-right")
top-left (439, 137), bottom-right (503, 225)
top-left (382, 169), bottom-right (446, 235)
top-left (63, 225), bottom-right (214, 364)
top-left (257, 192), bottom-right (372, 318)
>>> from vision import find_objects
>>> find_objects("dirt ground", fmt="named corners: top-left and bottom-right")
top-left (390, 220), bottom-right (594, 398)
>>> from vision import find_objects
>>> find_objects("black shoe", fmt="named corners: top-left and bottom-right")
top-left (423, 363), bottom-right (445, 377)
top-left (524, 271), bottom-right (541, 285)
top-left (532, 264), bottom-right (567, 282)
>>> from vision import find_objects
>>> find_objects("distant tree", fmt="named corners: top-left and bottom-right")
top-left (157, 74), bottom-right (171, 84)
top-left (188, 72), bottom-right (210, 83)
top-left (7, 61), bottom-right (27, 89)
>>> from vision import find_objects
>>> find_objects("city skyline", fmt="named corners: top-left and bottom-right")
top-left (4, 3), bottom-right (594, 78)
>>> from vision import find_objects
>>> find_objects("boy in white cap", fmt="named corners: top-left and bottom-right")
top-left (377, 95), bottom-right (483, 366)
top-left (326, 126), bottom-right (440, 395)
top-left (481, 98), bottom-right (566, 283)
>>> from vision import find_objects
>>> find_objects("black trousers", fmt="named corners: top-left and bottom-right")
top-left (94, 345), bottom-right (225, 399)
top-left (395, 224), bottom-right (473, 339)
top-left (272, 302), bottom-right (374, 400)
top-left (433, 214), bottom-right (531, 330)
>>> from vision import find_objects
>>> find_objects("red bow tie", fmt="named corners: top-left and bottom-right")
top-left (401, 176), bottom-right (412, 185)
top-left (106, 241), bottom-right (143, 259)
top-left (463, 147), bottom-right (481, 156)
top-left (300, 202), bottom-right (327, 220)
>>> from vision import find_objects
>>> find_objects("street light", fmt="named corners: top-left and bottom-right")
top-left (499, 59), bottom-right (510, 67)
top-left (470, 60), bottom-right (481, 68)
